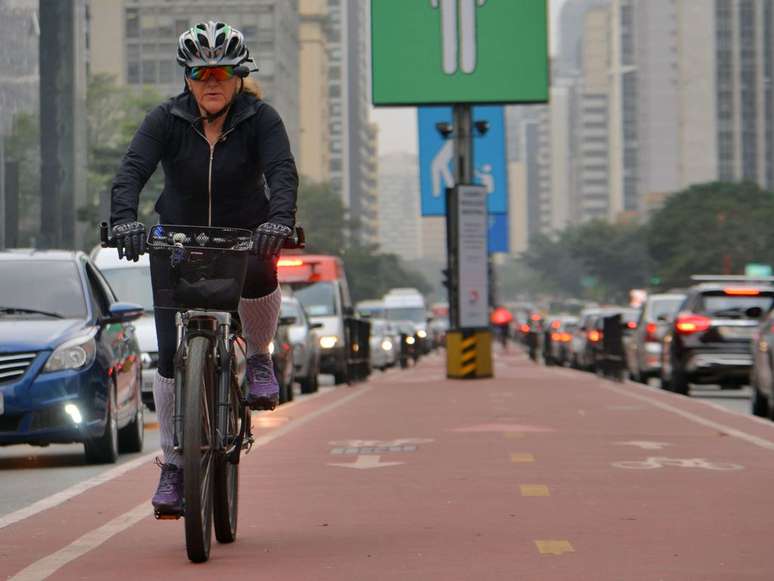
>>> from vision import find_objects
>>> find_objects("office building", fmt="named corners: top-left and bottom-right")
top-left (0, 0), bottom-right (39, 133)
top-left (326, 0), bottom-right (378, 245)
top-left (378, 152), bottom-right (421, 260)
top-left (89, 0), bottom-right (300, 150)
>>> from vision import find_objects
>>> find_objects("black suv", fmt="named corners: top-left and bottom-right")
top-left (660, 278), bottom-right (774, 395)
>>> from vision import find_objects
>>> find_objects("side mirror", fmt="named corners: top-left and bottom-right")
top-left (310, 322), bottom-right (324, 330)
top-left (102, 302), bottom-right (144, 325)
top-left (279, 315), bottom-right (298, 326)
top-left (343, 306), bottom-right (355, 317)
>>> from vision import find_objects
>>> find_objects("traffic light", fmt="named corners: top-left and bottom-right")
top-left (441, 268), bottom-right (451, 290)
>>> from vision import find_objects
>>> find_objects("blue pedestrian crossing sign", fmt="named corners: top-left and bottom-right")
top-left (418, 105), bottom-right (508, 216)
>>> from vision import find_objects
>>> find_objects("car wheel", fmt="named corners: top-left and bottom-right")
top-left (119, 373), bottom-right (145, 454)
top-left (671, 360), bottom-right (689, 396)
top-left (752, 385), bottom-right (770, 418)
top-left (84, 383), bottom-right (119, 464)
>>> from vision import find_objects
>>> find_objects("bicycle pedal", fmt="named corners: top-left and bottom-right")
top-left (154, 509), bottom-right (182, 520)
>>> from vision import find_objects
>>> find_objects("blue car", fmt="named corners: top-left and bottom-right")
top-left (0, 250), bottom-right (145, 463)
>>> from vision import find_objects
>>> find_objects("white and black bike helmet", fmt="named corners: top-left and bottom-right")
top-left (177, 21), bottom-right (251, 69)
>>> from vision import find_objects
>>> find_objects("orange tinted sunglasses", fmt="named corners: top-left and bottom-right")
top-left (187, 66), bottom-right (236, 82)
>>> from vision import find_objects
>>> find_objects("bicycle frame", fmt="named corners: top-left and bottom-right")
top-left (172, 310), bottom-right (249, 461)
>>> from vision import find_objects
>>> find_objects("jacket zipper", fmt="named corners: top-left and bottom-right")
top-left (193, 126), bottom-right (236, 227)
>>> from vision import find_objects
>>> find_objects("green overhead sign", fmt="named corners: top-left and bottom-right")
top-left (371, 0), bottom-right (549, 106)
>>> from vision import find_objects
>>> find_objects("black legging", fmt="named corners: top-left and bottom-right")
top-left (155, 255), bottom-right (277, 378)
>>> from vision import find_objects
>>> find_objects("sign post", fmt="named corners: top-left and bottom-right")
top-left (371, 0), bottom-right (549, 379)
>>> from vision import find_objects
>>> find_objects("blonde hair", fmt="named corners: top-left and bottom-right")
top-left (241, 77), bottom-right (262, 99)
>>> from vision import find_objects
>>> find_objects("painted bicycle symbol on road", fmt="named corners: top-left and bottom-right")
top-left (612, 457), bottom-right (744, 471)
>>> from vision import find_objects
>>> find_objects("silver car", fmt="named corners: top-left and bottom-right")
top-left (369, 318), bottom-right (398, 370)
top-left (624, 293), bottom-right (686, 383)
top-left (281, 296), bottom-right (322, 394)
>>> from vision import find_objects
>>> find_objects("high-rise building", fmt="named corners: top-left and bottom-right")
top-left (378, 152), bottom-right (420, 260)
top-left (89, 0), bottom-right (300, 151)
top-left (608, 0), bottom-right (774, 217)
top-left (298, 0), bottom-right (329, 183)
top-left (578, 4), bottom-right (612, 221)
top-left (326, 0), bottom-right (378, 245)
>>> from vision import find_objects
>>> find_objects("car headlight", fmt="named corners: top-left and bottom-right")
top-left (43, 331), bottom-right (97, 373)
top-left (417, 330), bottom-right (427, 339)
top-left (381, 340), bottom-right (393, 351)
top-left (406, 336), bottom-right (416, 345)
top-left (320, 336), bottom-right (338, 349)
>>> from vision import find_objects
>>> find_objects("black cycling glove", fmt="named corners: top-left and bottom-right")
top-left (252, 222), bottom-right (292, 258)
top-left (112, 221), bottom-right (146, 262)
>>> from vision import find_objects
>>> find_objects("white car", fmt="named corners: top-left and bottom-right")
top-left (281, 296), bottom-right (322, 394)
top-left (91, 247), bottom-right (158, 410)
top-left (369, 318), bottom-right (398, 370)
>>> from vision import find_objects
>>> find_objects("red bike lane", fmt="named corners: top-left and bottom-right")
top-left (3, 350), bottom-right (774, 580)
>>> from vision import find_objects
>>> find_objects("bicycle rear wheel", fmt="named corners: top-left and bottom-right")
top-left (183, 336), bottom-right (215, 563)
top-left (214, 364), bottom-right (242, 544)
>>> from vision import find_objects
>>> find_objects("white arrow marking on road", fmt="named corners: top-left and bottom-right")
top-left (328, 454), bottom-right (404, 470)
top-left (616, 441), bottom-right (671, 450)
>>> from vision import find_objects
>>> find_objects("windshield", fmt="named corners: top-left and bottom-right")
top-left (100, 266), bottom-right (154, 311)
top-left (293, 282), bottom-right (337, 317)
top-left (697, 293), bottom-right (774, 318)
top-left (281, 301), bottom-right (304, 321)
top-left (0, 261), bottom-right (86, 318)
top-left (648, 297), bottom-right (685, 321)
top-left (385, 307), bottom-right (426, 324)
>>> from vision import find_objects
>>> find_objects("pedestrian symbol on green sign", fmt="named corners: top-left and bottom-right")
top-left (430, 0), bottom-right (488, 75)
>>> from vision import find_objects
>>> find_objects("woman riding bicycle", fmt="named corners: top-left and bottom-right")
top-left (109, 21), bottom-right (298, 515)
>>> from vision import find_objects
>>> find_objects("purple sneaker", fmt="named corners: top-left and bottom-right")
top-left (246, 353), bottom-right (279, 410)
top-left (152, 460), bottom-right (183, 516)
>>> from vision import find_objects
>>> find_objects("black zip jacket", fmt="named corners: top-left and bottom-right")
top-left (110, 91), bottom-right (298, 230)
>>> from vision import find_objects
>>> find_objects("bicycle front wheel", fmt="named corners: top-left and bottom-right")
top-left (213, 364), bottom-right (242, 544)
top-left (183, 336), bottom-right (215, 563)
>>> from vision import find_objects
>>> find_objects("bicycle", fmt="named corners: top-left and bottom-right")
top-left (100, 222), bottom-right (304, 563)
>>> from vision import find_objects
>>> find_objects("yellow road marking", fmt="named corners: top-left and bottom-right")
top-left (535, 540), bottom-right (574, 555)
top-left (520, 484), bottom-right (550, 497)
top-left (511, 453), bottom-right (535, 463)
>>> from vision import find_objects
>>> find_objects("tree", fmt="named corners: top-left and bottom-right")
top-left (648, 182), bottom-right (774, 287)
top-left (3, 111), bottom-right (41, 245)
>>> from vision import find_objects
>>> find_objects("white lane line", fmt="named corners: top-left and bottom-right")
top-left (598, 381), bottom-right (774, 451)
top-left (0, 449), bottom-right (160, 531)
top-left (10, 384), bottom-right (374, 580)
top-left (0, 384), bottom-right (349, 531)
top-left (9, 502), bottom-right (149, 581)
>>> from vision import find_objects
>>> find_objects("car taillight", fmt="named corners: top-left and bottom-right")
top-left (645, 322), bottom-right (658, 342)
top-left (588, 330), bottom-right (602, 342)
top-left (551, 332), bottom-right (561, 341)
top-left (560, 333), bottom-right (572, 342)
top-left (520, 324), bottom-right (530, 333)
top-left (551, 320), bottom-right (561, 329)
top-left (626, 321), bottom-right (637, 329)
top-left (675, 313), bottom-right (711, 335)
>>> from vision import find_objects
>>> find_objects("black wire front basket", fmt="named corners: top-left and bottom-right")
top-left (147, 224), bottom-right (252, 311)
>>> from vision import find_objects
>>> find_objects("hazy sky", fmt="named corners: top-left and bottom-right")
top-left (371, 0), bottom-right (565, 157)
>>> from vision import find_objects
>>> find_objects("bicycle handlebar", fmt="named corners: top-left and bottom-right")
top-left (99, 222), bottom-right (306, 251)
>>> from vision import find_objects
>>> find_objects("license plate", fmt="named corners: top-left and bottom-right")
top-left (720, 326), bottom-right (755, 340)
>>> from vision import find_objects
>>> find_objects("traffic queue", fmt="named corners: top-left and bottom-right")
top-left (504, 275), bottom-right (774, 422)
top-left (0, 245), bottom-right (444, 464)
